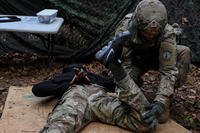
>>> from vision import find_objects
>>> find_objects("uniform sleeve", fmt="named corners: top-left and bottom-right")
top-left (108, 45), bottom-right (149, 113)
top-left (107, 13), bottom-right (149, 113)
top-left (154, 33), bottom-right (178, 106)
top-left (115, 13), bottom-right (133, 35)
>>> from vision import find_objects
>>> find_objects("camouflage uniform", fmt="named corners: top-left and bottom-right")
top-left (40, 84), bottom-right (150, 133)
top-left (113, 0), bottom-right (191, 110)
top-left (40, 0), bottom-right (191, 132)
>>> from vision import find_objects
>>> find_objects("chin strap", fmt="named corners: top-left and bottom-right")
top-left (0, 16), bottom-right (21, 23)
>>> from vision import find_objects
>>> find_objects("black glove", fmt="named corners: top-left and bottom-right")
top-left (141, 102), bottom-right (165, 130)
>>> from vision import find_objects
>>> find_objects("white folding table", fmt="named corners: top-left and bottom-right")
top-left (0, 15), bottom-right (64, 65)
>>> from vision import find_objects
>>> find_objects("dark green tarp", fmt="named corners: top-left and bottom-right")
top-left (0, 0), bottom-right (135, 64)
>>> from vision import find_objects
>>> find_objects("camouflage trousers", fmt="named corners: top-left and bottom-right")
top-left (40, 84), bottom-right (150, 133)
top-left (175, 45), bottom-right (191, 87)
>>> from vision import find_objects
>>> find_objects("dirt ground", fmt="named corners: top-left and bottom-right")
top-left (0, 61), bottom-right (199, 132)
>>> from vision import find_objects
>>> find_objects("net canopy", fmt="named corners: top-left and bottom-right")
top-left (0, 0), bottom-right (200, 65)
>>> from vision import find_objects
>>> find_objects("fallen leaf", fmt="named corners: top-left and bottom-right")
top-left (182, 17), bottom-right (189, 25)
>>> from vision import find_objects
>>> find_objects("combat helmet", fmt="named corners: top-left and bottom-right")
top-left (134, 0), bottom-right (167, 39)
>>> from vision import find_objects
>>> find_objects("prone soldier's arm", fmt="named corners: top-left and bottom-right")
top-left (95, 30), bottom-right (131, 64)
top-left (95, 31), bottom-right (149, 114)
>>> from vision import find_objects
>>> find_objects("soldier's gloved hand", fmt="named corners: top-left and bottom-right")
top-left (141, 102), bottom-right (165, 130)
top-left (95, 42), bottom-right (116, 65)
top-left (69, 67), bottom-right (91, 85)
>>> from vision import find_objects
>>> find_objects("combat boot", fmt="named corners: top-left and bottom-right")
top-left (158, 107), bottom-right (170, 123)
top-left (158, 98), bottom-right (171, 123)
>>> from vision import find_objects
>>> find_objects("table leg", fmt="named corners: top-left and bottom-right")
top-left (47, 34), bottom-right (55, 67)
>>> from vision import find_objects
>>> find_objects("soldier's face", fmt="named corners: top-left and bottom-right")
top-left (140, 20), bottom-right (162, 41)
top-left (140, 28), bottom-right (161, 41)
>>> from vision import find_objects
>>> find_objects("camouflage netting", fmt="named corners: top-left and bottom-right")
top-left (0, 0), bottom-right (199, 65)
top-left (0, 0), bottom-right (135, 64)
top-left (162, 0), bottom-right (200, 65)
top-left (48, 0), bottom-right (135, 61)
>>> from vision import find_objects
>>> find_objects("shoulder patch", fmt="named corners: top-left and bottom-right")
top-left (159, 42), bottom-right (177, 67)
top-left (162, 50), bottom-right (172, 60)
